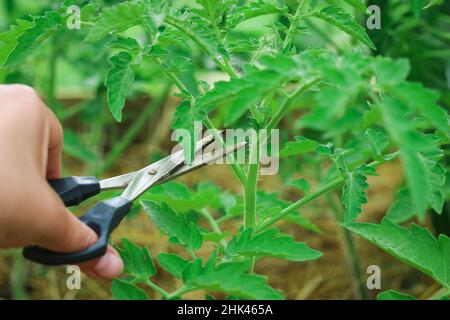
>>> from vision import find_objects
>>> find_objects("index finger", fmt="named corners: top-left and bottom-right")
top-left (44, 107), bottom-right (63, 179)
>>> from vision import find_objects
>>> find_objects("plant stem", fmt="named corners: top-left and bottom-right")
top-left (282, 1), bottom-right (304, 52)
top-left (203, 117), bottom-right (247, 185)
top-left (144, 279), bottom-right (170, 298)
top-left (327, 193), bottom-right (369, 300)
top-left (244, 141), bottom-right (259, 229)
top-left (10, 250), bottom-right (27, 300)
top-left (188, 248), bottom-right (198, 260)
top-left (256, 151), bottom-right (400, 232)
top-left (429, 287), bottom-right (450, 300)
top-left (303, 19), bottom-right (344, 54)
top-left (244, 134), bottom-right (260, 272)
top-left (96, 83), bottom-right (171, 175)
top-left (199, 208), bottom-right (227, 247)
top-left (167, 285), bottom-right (196, 299)
top-left (266, 79), bottom-right (319, 132)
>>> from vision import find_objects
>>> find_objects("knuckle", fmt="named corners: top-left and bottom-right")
top-left (2, 84), bottom-right (39, 100)
top-left (1, 84), bottom-right (45, 114)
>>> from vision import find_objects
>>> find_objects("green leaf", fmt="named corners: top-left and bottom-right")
top-left (423, 0), bottom-right (444, 9)
top-left (141, 181), bottom-right (223, 213)
top-left (364, 128), bottom-right (389, 156)
top-left (420, 152), bottom-right (446, 215)
top-left (283, 214), bottom-right (322, 234)
top-left (379, 97), bottom-right (439, 215)
top-left (4, 12), bottom-right (62, 67)
top-left (411, 0), bottom-right (425, 17)
top-left (182, 259), bottom-right (284, 299)
top-left (299, 53), bottom-right (366, 131)
top-left (193, 0), bottom-right (234, 26)
top-left (386, 186), bottom-right (416, 223)
top-left (109, 37), bottom-right (141, 52)
top-left (386, 82), bottom-right (449, 136)
top-left (377, 290), bottom-right (416, 300)
top-left (226, 228), bottom-right (322, 262)
top-left (343, 0), bottom-right (367, 12)
top-left (141, 200), bottom-right (203, 251)
top-left (157, 253), bottom-right (189, 279)
top-left (290, 178), bottom-right (310, 192)
top-left (201, 231), bottom-right (229, 243)
top-left (373, 57), bottom-right (410, 86)
top-left (118, 239), bottom-right (156, 280)
top-left (226, 0), bottom-right (288, 28)
top-left (347, 218), bottom-right (450, 286)
top-left (280, 137), bottom-right (320, 157)
top-left (111, 279), bottom-right (149, 300)
top-left (172, 54), bottom-right (299, 131)
top-left (342, 165), bottom-right (377, 225)
top-left (0, 20), bottom-right (34, 67)
top-left (311, 6), bottom-right (376, 50)
top-left (62, 129), bottom-right (97, 162)
top-left (86, 1), bottom-right (146, 41)
top-left (105, 52), bottom-right (136, 122)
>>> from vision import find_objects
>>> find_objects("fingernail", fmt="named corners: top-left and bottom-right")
top-left (94, 252), bottom-right (124, 279)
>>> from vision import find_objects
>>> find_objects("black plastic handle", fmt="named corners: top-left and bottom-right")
top-left (22, 196), bottom-right (132, 265)
top-left (48, 176), bottom-right (101, 206)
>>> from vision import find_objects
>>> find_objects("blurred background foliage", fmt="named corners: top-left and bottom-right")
top-left (0, 0), bottom-right (449, 299)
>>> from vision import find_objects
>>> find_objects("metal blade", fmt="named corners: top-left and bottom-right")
top-left (119, 134), bottom-right (215, 201)
top-left (157, 141), bottom-right (246, 184)
top-left (98, 134), bottom-right (218, 191)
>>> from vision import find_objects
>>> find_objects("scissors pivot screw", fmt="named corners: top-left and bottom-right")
top-left (148, 169), bottom-right (157, 175)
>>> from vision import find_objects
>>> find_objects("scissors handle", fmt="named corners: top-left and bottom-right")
top-left (49, 176), bottom-right (101, 206)
top-left (22, 196), bottom-right (132, 265)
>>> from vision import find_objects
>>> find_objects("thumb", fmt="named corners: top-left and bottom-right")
top-left (32, 182), bottom-right (123, 278)
top-left (32, 183), bottom-right (98, 253)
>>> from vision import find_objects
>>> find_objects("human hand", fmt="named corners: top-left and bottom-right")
top-left (0, 84), bottom-right (123, 279)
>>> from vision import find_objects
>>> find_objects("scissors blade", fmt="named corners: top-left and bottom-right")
top-left (158, 141), bottom-right (246, 184)
top-left (119, 134), bottom-right (215, 201)
top-left (98, 134), bottom-right (218, 191)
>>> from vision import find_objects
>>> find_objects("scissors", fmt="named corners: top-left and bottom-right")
top-left (23, 134), bottom-right (245, 266)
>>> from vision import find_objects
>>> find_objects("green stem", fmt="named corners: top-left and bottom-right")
top-left (87, 96), bottom-right (106, 174)
top-left (266, 79), bottom-right (319, 132)
top-left (58, 101), bottom-right (87, 122)
top-left (244, 135), bottom-right (260, 273)
top-left (256, 151), bottom-right (401, 232)
top-left (10, 250), bottom-right (27, 300)
top-left (167, 285), bottom-right (196, 299)
top-left (216, 215), bottom-right (233, 224)
top-left (429, 288), bottom-right (450, 300)
top-left (244, 141), bottom-right (259, 229)
top-left (199, 209), bottom-right (227, 247)
top-left (282, 1), bottom-right (304, 52)
top-left (203, 118), bottom-right (247, 185)
top-left (303, 19), bottom-right (344, 54)
top-left (155, 57), bottom-right (190, 94)
top-left (188, 248), bottom-right (198, 260)
top-left (144, 279), bottom-right (170, 298)
top-left (96, 83), bottom-right (171, 175)
top-left (326, 193), bottom-right (369, 300)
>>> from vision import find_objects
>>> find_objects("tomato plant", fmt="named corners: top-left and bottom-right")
top-left (0, 0), bottom-right (449, 300)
